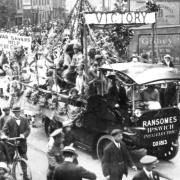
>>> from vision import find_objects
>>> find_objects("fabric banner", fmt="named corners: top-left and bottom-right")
top-left (84, 11), bottom-right (156, 25)
top-left (0, 33), bottom-right (32, 53)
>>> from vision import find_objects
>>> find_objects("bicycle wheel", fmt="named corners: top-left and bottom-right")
top-left (12, 158), bottom-right (32, 180)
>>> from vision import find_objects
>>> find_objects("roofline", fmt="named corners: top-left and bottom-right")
top-left (131, 24), bottom-right (180, 30)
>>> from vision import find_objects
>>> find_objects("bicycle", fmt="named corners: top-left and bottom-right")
top-left (4, 137), bottom-right (32, 180)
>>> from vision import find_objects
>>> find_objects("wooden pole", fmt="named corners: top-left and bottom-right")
top-left (83, 17), bottom-right (88, 73)
top-left (152, 13), bottom-right (157, 64)
top-left (152, 22), bottom-right (155, 64)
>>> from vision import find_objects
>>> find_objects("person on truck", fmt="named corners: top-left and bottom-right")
top-left (140, 85), bottom-right (161, 110)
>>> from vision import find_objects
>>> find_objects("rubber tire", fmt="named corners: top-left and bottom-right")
top-left (96, 135), bottom-right (114, 160)
top-left (12, 158), bottom-right (32, 180)
top-left (156, 141), bottom-right (179, 160)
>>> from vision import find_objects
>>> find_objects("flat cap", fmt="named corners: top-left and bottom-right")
top-left (50, 128), bottom-right (63, 137)
top-left (62, 146), bottom-right (77, 156)
top-left (12, 106), bottom-right (21, 112)
top-left (140, 155), bottom-right (159, 165)
top-left (111, 129), bottom-right (123, 136)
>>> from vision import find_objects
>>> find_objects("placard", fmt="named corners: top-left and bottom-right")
top-left (0, 33), bottom-right (32, 53)
top-left (84, 11), bottom-right (156, 25)
top-left (138, 108), bottom-right (180, 149)
top-left (22, 0), bottom-right (31, 6)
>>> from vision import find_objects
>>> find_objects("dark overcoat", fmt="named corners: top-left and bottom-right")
top-left (3, 116), bottom-right (30, 154)
top-left (102, 141), bottom-right (134, 180)
top-left (53, 161), bottom-right (96, 180)
top-left (132, 170), bottom-right (160, 180)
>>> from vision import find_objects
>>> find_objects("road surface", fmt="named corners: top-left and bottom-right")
top-left (27, 120), bottom-right (180, 180)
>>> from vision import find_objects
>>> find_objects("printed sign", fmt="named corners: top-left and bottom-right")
top-left (138, 34), bottom-right (180, 64)
top-left (0, 33), bottom-right (32, 53)
top-left (138, 108), bottom-right (179, 148)
top-left (22, 0), bottom-right (31, 6)
top-left (84, 11), bottom-right (156, 25)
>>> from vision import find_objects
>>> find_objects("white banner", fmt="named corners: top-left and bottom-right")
top-left (84, 11), bottom-right (156, 25)
top-left (0, 33), bottom-right (32, 53)
top-left (22, 0), bottom-right (31, 6)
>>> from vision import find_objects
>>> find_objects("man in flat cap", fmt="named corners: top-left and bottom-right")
top-left (102, 129), bottom-right (137, 180)
top-left (53, 146), bottom-right (96, 180)
top-left (2, 106), bottom-right (30, 180)
top-left (132, 155), bottom-right (172, 180)
top-left (47, 128), bottom-right (64, 180)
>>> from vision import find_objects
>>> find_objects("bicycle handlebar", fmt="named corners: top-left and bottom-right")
top-left (1, 137), bottom-right (25, 141)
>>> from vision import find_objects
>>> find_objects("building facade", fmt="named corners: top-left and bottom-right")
top-left (52, 0), bottom-right (66, 21)
top-left (15, 0), bottom-right (23, 25)
top-left (19, 0), bottom-right (66, 25)
top-left (128, 0), bottom-right (180, 64)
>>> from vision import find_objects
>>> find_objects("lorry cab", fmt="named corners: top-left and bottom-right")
top-left (98, 62), bottom-right (180, 160)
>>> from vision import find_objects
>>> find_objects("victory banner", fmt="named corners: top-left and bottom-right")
top-left (84, 11), bottom-right (156, 25)
top-left (0, 33), bottom-right (32, 53)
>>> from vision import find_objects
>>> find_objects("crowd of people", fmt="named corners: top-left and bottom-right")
top-left (0, 16), bottom-right (177, 180)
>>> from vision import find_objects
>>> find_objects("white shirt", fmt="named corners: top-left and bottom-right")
top-left (143, 167), bottom-right (153, 179)
top-left (113, 140), bottom-right (121, 149)
top-left (16, 119), bottom-right (21, 126)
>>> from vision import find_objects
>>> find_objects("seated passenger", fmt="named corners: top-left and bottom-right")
top-left (127, 85), bottom-right (143, 108)
top-left (140, 85), bottom-right (161, 110)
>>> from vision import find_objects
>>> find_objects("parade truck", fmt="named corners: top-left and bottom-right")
top-left (56, 62), bottom-right (180, 163)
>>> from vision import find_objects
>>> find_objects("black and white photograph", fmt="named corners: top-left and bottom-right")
top-left (0, 0), bottom-right (180, 179)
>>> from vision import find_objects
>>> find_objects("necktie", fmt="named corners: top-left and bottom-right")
top-left (149, 172), bottom-right (153, 180)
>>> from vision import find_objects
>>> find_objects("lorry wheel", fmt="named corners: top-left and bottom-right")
top-left (96, 135), bottom-right (114, 160)
top-left (161, 141), bottom-right (179, 160)
top-left (148, 141), bottom-right (179, 160)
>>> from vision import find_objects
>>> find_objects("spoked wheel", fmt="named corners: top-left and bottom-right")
top-left (12, 158), bottom-right (32, 180)
top-left (96, 135), bottom-right (114, 160)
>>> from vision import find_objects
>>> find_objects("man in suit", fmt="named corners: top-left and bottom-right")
top-left (53, 146), bottom-right (96, 180)
top-left (102, 129), bottom-right (137, 180)
top-left (47, 128), bottom-right (64, 180)
top-left (132, 155), bottom-right (172, 180)
top-left (2, 106), bottom-right (31, 180)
